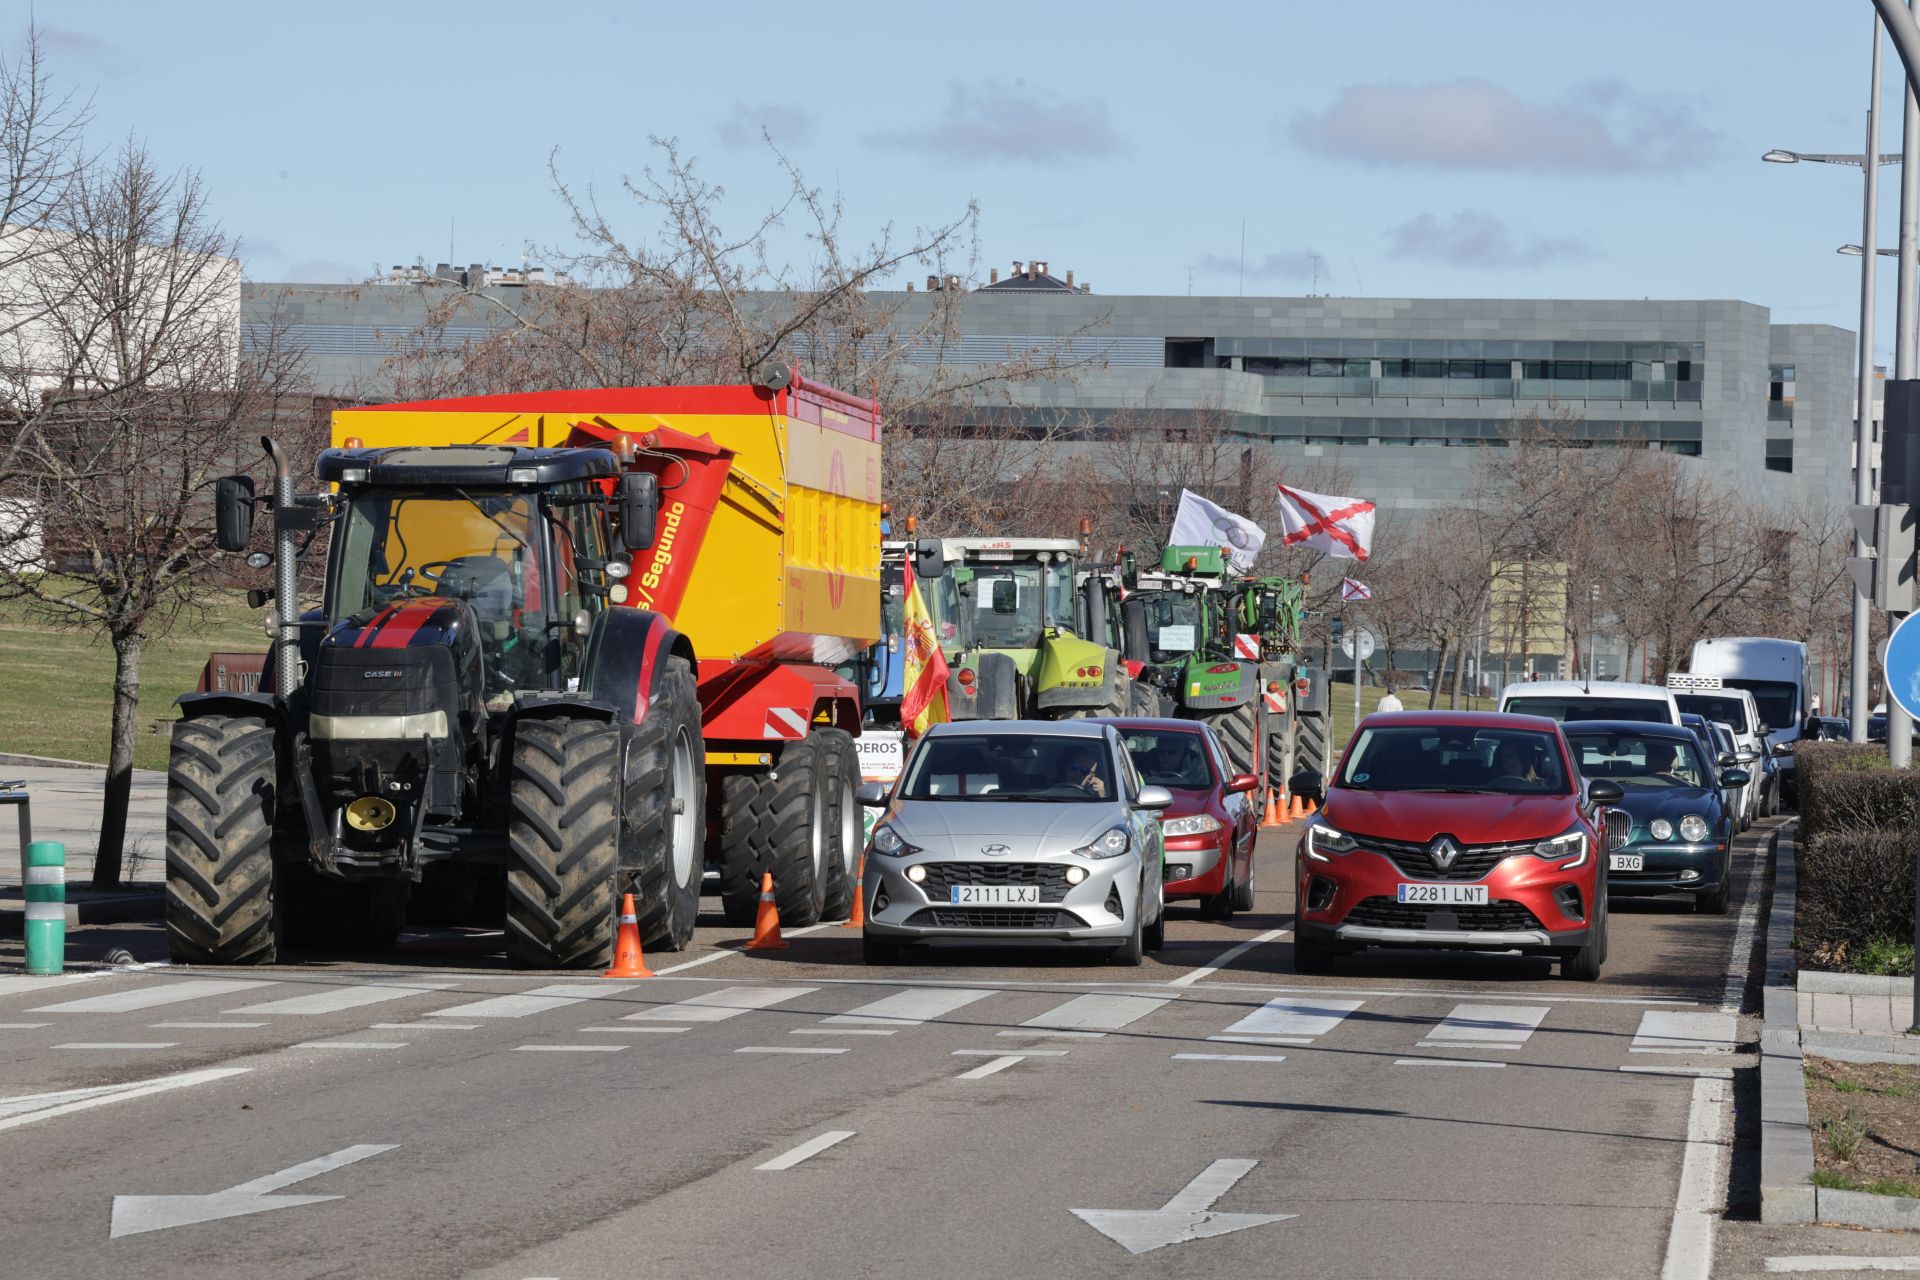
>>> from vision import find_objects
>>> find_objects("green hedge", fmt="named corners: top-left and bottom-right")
top-left (1796, 742), bottom-right (1920, 973)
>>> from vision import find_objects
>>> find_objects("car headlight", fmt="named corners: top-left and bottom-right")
top-left (1161, 813), bottom-right (1224, 837)
top-left (1532, 828), bottom-right (1588, 869)
top-left (1075, 826), bottom-right (1131, 859)
top-left (871, 825), bottom-right (920, 858)
top-left (1650, 818), bottom-right (1674, 842)
top-left (1304, 817), bottom-right (1356, 862)
top-left (1679, 814), bottom-right (1710, 844)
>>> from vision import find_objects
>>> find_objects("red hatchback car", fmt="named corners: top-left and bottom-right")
top-left (1103, 718), bottom-right (1261, 919)
top-left (1288, 711), bottom-right (1623, 980)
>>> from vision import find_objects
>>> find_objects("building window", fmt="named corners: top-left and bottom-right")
top-left (1165, 338), bottom-right (1213, 368)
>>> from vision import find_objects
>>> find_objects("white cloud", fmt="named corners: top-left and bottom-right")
top-left (1385, 210), bottom-right (1596, 269)
top-left (870, 80), bottom-right (1124, 163)
top-left (716, 101), bottom-right (817, 149)
top-left (1290, 78), bottom-right (1720, 173)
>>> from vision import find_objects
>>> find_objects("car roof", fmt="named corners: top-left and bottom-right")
top-left (1499, 680), bottom-right (1675, 699)
top-left (1559, 720), bottom-right (1696, 739)
top-left (921, 718), bottom-right (1109, 740)
top-left (1357, 710), bottom-right (1561, 732)
top-left (1093, 717), bottom-right (1212, 736)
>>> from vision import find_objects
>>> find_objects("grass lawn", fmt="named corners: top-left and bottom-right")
top-left (1325, 685), bottom-right (1501, 762)
top-left (0, 591), bottom-right (265, 771)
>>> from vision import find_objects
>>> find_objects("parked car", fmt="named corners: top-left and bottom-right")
top-left (1287, 711), bottom-right (1620, 981)
top-left (1101, 718), bottom-right (1260, 919)
top-left (1670, 676), bottom-right (1776, 817)
top-left (1561, 721), bottom-right (1743, 914)
top-left (856, 720), bottom-right (1172, 965)
top-left (1688, 637), bottom-right (1808, 806)
top-left (1805, 715), bottom-right (1851, 742)
top-left (1704, 719), bottom-right (1753, 831)
top-left (1498, 679), bottom-right (1682, 725)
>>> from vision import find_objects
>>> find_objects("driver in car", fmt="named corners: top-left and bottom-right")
top-left (1065, 747), bottom-right (1107, 798)
top-left (1645, 741), bottom-right (1691, 785)
top-left (1145, 736), bottom-right (1205, 788)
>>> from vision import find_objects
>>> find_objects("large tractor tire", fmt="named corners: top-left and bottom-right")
top-left (1199, 699), bottom-right (1262, 781)
top-left (1129, 679), bottom-right (1169, 718)
top-left (715, 730), bottom-right (851, 929)
top-left (505, 717), bottom-right (621, 969)
top-left (165, 715), bottom-right (280, 965)
top-left (820, 732), bottom-right (862, 922)
top-left (625, 656), bottom-right (705, 952)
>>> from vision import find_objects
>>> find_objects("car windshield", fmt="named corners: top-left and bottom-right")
top-left (900, 733), bottom-right (1115, 802)
top-left (1504, 696), bottom-right (1670, 724)
top-left (1719, 678), bottom-right (1798, 731)
top-left (1565, 730), bottom-right (1712, 790)
top-left (964, 559), bottom-right (1075, 650)
top-left (1337, 725), bottom-right (1570, 794)
top-left (1121, 729), bottom-right (1215, 789)
top-left (1674, 693), bottom-right (1751, 734)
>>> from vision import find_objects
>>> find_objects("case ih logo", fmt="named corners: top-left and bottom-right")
top-left (362, 670), bottom-right (402, 679)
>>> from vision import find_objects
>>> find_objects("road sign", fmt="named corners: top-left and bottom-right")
top-left (1887, 613), bottom-right (1920, 722)
top-left (111, 1144), bottom-right (397, 1238)
top-left (1339, 629), bottom-right (1376, 661)
top-left (1071, 1158), bottom-right (1296, 1255)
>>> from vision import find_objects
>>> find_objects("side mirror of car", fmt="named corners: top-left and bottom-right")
top-left (617, 472), bottom-right (660, 552)
top-left (213, 475), bottom-right (256, 552)
top-left (1288, 769), bottom-right (1323, 804)
top-left (1587, 778), bottom-right (1626, 805)
top-left (854, 782), bottom-right (892, 808)
top-left (1225, 772), bottom-right (1261, 794)
top-left (1717, 751), bottom-right (1737, 768)
top-left (1135, 784), bottom-right (1174, 811)
top-left (1721, 768), bottom-right (1751, 788)
top-left (1604, 809), bottom-right (1632, 852)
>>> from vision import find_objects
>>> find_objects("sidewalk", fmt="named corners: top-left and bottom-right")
top-left (0, 760), bottom-right (165, 886)
top-left (1799, 971), bottom-right (1920, 1064)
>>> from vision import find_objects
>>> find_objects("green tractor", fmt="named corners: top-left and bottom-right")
top-left (1119, 545), bottom-right (1310, 786)
top-left (915, 536), bottom-right (1157, 721)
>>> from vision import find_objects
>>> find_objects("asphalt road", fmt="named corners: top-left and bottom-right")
top-left (0, 816), bottom-right (1781, 1280)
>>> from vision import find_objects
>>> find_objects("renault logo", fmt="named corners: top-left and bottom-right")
top-left (980, 844), bottom-right (1010, 857)
top-left (1427, 837), bottom-right (1462, 871)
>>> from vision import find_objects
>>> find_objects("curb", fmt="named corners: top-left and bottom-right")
top-left (1759, 822), bottom-right (1920, 1230)
top-left (0, 888), bottom-right (163, 936)
top-left (0, 753), bottom-right (104, 771)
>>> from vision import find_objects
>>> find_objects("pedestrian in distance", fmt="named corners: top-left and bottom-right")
top-left (1376, 685), bottom-right (1404, 714)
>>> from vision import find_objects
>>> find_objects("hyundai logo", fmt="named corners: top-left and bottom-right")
top-left (1427, 836), bottom-right (1462, 871)
top-left (980, 844), bottom-right (1010, 857)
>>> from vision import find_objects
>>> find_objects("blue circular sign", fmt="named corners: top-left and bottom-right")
top-left (1886, 612), bottom-right (1920, 722)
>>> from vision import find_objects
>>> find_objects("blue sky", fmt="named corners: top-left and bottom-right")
top-left (15, 1), bottom-right (1917, 360)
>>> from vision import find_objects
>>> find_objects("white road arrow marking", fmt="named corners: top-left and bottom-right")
top-left (110, 1144), bottom-right (397, 1239)
top-left (1071, 1158), bottom-right (1295, 1255)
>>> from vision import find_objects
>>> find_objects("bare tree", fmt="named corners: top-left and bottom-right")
top-left (0, 141), bottom-right (304, 886)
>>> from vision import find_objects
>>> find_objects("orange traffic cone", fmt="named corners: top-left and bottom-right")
top-left (1261, 788), bottom-right (1283, 828)
top-left (1303, 795), bottom-right (1318, 816)
top-left (844, 853), bottom-right (868, 928)
top-left (1288, 793), bottom-right (1306, 820)
top-left (603, 892), bottom-right (654, 978)
top-left (745, 872), bottom-right (789, 950)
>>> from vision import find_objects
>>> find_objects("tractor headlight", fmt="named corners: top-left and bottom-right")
top-left (1076, 826), bottom-right (1131, 859)
top-left (1679, 814), bottom-right (1710, 844)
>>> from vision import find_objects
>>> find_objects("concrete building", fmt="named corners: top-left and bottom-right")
top-left (244, 273), bottom-right (1854, 520)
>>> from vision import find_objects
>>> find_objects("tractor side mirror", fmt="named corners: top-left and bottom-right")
top-left (991, 578), bottom-right (1019, 614)
top-left (213, 475), bottom-right (255, 552)
top-left (914, 536), bottom-right (945, 582)
top-left (617, 472), bottom-right (659, 552)
top-left (1288, 768), bottom-right (1323, 804)
top-left (1119, 549), bottom-right (1139, 591)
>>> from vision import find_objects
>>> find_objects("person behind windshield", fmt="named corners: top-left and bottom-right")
top-left (1645, 741), bottom-right (1691, 785)
top-left (1490, 741), bottom-right (1537, 786)
top-left (1140, 735), bottom-right (1208, 789)
top-left (1063, 745), bottom-right (1108, 798)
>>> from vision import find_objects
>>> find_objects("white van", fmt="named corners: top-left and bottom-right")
top-left (1667, 674), bottom-right (1775, 817)
top-left (1498, 679), bottom-right (1682, 725)
top-left (1688, 637), bottom-right (1808, 805)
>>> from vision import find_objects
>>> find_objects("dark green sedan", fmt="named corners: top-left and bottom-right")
top-left (1564, 721), bottom-right (1747, 915)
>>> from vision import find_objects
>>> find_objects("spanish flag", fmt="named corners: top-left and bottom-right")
top-left (899, 560), bottom-right (951, 738)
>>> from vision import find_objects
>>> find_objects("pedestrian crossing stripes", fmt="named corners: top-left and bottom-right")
top-left (230, 982), bottom-right (456, 1016)
top-left (1021, 994), bottom-right (1170, 1032)
top-left (624, 987), bottom-right (815, 1023)
top-left (823, 988), bottom-right (992, 1027)
top-left (1416, 1004), bottom-right (1550, 1050)
top-left (31, 979), bottom-right (276, 1015)
top-left (1629, 1011), bottom-right (1738, 1054)
top-left (428, 984), bottom-right (636, 1020)
top-left (1218, 997), bottom-right (1363, 1042)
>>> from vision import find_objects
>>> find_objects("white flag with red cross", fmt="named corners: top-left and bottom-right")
top-left (1340, 577), bottom-right (1371, 602)
top-left (1275, 484), bottom-right (1375, 562)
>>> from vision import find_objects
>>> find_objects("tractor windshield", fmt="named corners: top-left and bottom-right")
top-left (1137, 591), bottom-right (1204, 661)
top-left (331, 487), bottom-right (599, 699)
top-left (967, 558), bottom-right (1076, 651)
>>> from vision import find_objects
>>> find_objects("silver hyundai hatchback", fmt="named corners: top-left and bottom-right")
top-left (856, 719), bottom-right (1173, 966)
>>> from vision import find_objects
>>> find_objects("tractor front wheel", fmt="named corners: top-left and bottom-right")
top-left (165, 715), bottom-right (280, 965)
top-left (505, 717), bottom-right (621, 969)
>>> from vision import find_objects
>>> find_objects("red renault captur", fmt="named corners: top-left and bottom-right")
top-left (1288, 711), bottom-right (1624, 980)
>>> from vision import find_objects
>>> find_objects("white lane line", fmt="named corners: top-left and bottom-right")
top-left (580, 1026), bottom-right (687, 1034)
top-left (429, 983), bottom-right (637, 1019)
top-left (1394, 1058), bottom-right (1507, 1069)
top-left (1660, 1075), bottom-right (1729, 1280)
top-left (956, 1055), bottom-right (1025, 1080)
top-left (954, 1049), bottom-right (1070, 1057)
top-left (1208, 1035), bottom-right (1314, 1046)
top-left (151, 1021), bottom-right (267, 1029)
top-left (514, 1045), bottom-right (626, 1053)
top-left (31, 978), bottom-right (276, 1014)
top-left (791, 1028), bottom-right (896, 1037)
top-left (1220, 997), bottom-right (1363, 1041)
top-left (756, 1130), bottom-right (856, 1171)
top-left (1721, 851), bottom-right (1766, 1014)
top-left (1622, 1066), bottom-right (1736, 1080)
top-left (0, 972), bottom-right (111, 996)
top-left (648, 924), bottom-right (838, 976)
top-left (1173, 1053), bottom-right (1288, 1062)
top-left (292, 1040), bottom-right (407, 1050)
top-left (230, 981), bottom-right (455, 1015)
top-left (1022, 993), bottom-right (1171, 1031)
top-left (1765, 1259), bottom-right (1920, 1273)
top-left (370, 1022), bottom-right (479, 1031)
top-left (803, 976), bottom-right (1692, 1004)
top-left (1168, 927), bottom-right (1291, 988)
top-left (1632, 1011), bottom-right (1739, 1055)
top-left (56, 1041), bottom-right (178, 1050)
top-left (996, 1029), bottom-right (1105, 1039)
top-left (823, 987), bottom-right (993, 1027)
top-left (0, 1066), bottom-right (250, 1133)
top-left (735, 1046), bottom-right (846, 1056)
top-left (1417, 1003), bottom-right (1551, 1050)
top-left (0, 1022), bottom-right (49, 1029)
top-left (623, 986), bottom-right (817, 1023)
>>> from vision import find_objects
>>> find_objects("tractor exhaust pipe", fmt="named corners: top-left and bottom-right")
top-left (263, 437), bottom-right (300, 702)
